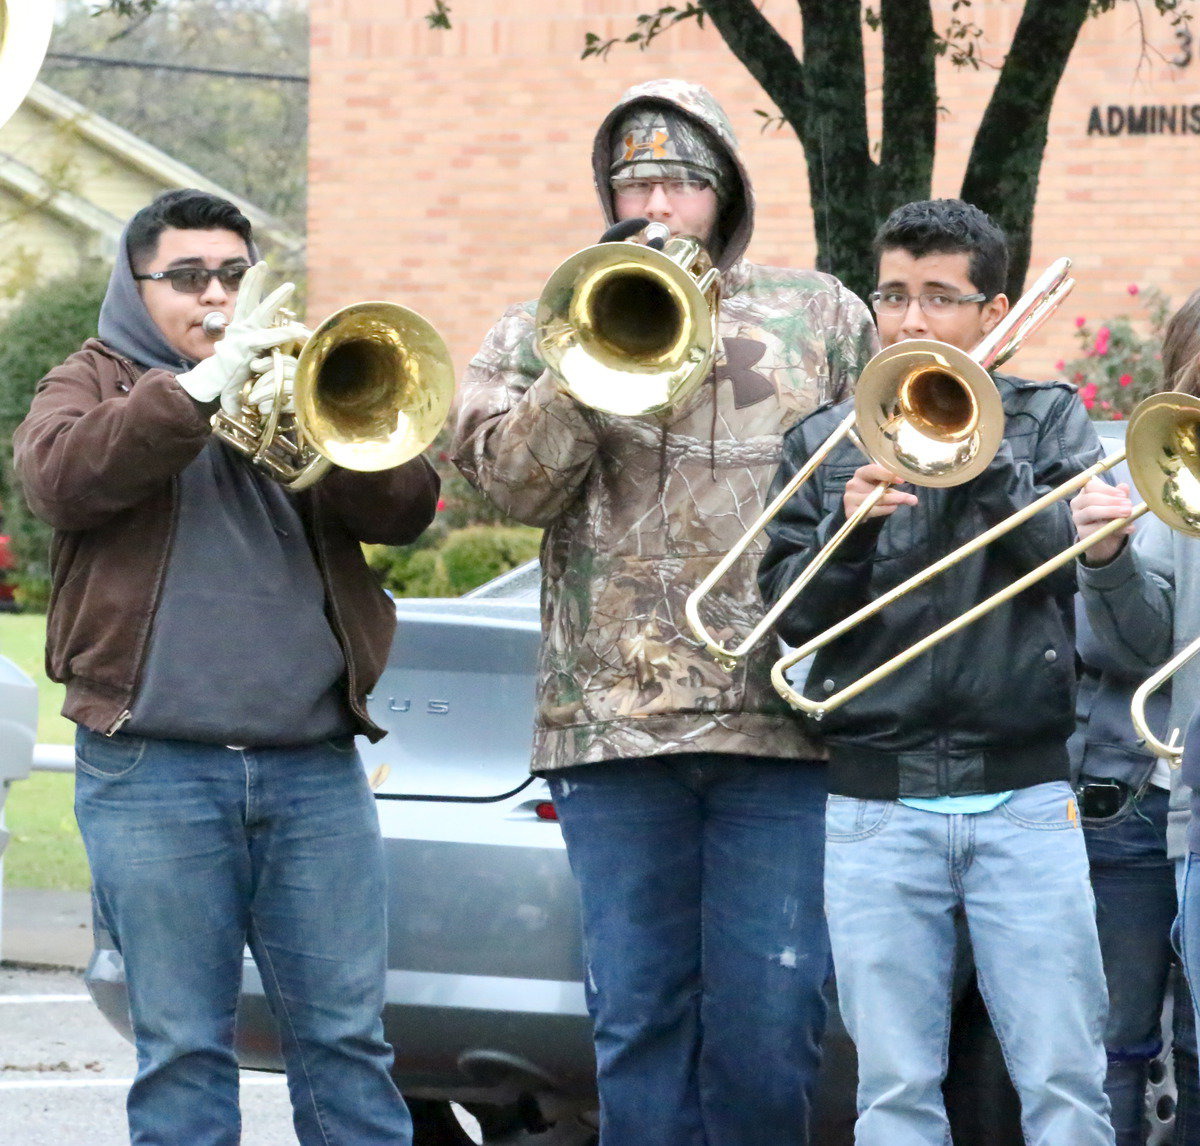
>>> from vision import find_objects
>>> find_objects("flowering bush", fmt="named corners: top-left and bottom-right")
top-left (1061, 284), bottom-right (1172, 420)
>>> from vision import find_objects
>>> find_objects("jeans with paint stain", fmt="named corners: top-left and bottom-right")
top-left (548, 752), bottom-right (830, 1146)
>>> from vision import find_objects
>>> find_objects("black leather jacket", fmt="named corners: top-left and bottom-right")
top-left (758, 374), bottom-right (1105, 799)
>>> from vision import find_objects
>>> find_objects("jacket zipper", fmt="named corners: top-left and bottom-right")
top-left (306, 503), bottom-right (377, 734)
top-left (107, 471), bottom-right (181, 736)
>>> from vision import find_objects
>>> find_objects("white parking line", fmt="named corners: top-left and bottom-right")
top-left (0, 995), bottom-right (92, 1004)
top-left (0, 1075), bottom-right (288, 1090)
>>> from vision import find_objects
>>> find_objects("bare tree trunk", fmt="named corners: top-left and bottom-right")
top-left (960, 0), bottom-right (1091, 299)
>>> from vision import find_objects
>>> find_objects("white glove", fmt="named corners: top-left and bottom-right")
top-left (244, 353), bottom-right (297, 419)
top-left (175, 262), bottom-right (307, 405)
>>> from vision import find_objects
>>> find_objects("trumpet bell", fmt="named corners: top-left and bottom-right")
top-left (536, 238), bottom-right (717, 417)
top-left (1127, 391), bottom-right (1200, 538)
top-left (855, 339), bottom-right (1005, 488)
top-left (295, 301), bottom-right (455, 473)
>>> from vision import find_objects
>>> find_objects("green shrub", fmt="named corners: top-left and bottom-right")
top-left (440, 525), bottom-right (542, 595)
top-left (0, 268), bottom-right (109, 606)
top-left (366, 523), bottom-right (541, 599)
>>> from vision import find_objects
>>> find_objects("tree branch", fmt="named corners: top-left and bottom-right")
top-left (700, 0), bottom-right (809, 145)
top-left (960, 0), bottom-right (1091, 298)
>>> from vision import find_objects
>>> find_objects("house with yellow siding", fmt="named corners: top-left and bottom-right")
top-left (0, 82), bottom-right (301, 307)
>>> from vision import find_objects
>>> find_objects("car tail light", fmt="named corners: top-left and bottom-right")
top-left (534, 801), bottom-right (558, 821)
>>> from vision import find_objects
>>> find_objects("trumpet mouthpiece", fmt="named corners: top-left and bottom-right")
top-left (644, 222), bottom-right (671, 249)
top-left (201, 311), bottom-right (227, 337)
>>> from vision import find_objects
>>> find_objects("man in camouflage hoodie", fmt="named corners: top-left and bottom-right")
top-left (453, 79), bottom-right (877, 1145)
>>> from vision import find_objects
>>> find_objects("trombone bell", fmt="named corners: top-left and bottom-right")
top-left (855, 340), bottom-right (1004, 488)
top-left (1127, 392), bottom-right (1200, 538)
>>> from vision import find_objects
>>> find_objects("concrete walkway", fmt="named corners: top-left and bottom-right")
top-left (1, 886), bottom-right (93, 969)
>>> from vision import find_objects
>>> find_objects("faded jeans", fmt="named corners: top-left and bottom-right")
top-left (74, 728), bottom-right (411, 1146)
top-left (1084, 783), bottom-right (1200, 1145)
top-left (825, 781), bottom-right (1114, 1146)
top-left (547, 753), bottom-right (830, 1146)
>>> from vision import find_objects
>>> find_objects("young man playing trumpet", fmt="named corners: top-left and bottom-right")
top-left (14, 189), bottom-right (438, 1145)
top-left (453, 80), bottom-right (877, 1145)
top-left (759, 199), bottom-right (1114, 1145)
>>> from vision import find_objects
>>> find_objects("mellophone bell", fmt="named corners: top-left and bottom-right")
top-left (200, 300), bottom-right (455, 491)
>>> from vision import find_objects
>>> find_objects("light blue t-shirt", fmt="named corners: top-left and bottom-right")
top-left (899, 792), bottom-right (1013, 814)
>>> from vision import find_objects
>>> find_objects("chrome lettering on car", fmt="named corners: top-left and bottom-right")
top-left (381, 698), bottom-right (450, 714)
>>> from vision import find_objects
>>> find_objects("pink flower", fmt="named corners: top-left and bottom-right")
top-left (436, 498), bottom-right (446, 512)
top-left (1075, 316), bottom-right (1086, 329)
top-left (1079, 381), bottom-right (1098, 409)
top-left (1128, 284), bottom-right (1140, 296)
top-left (1111, 410), bottom-right (1125, 420)
top-left (1055, 359), bottom-right (1065, 372)
top-left (1119, 373), bottom-right (1133, 387)
top-left (1094, 326), bottom-right (1111, 356)
top-left (1100, 400), bottom-right (1111, 410)
top-left (1073, 371), bottom-right (1085, 383)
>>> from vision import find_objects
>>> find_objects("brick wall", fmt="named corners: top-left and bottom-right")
top-left (309, 0), bottom-right (1200, 380)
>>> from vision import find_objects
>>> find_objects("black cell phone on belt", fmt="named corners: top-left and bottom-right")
top-left (1077, 779), bottom-right (1127, 820)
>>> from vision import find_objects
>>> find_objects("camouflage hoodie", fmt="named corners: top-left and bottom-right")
top-left (453, 79), bottom-right (878, 773)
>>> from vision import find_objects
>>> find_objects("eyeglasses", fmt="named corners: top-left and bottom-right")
top-left (611, 177), bottom-right (711, 201)
top-left (869, 289), bottom-right (988, 317)
top-left (133, 263), bottom-right (251, 294)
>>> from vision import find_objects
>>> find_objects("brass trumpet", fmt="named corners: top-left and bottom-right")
top-left (206, 301), bottom-right (455, 491)
top-left (535, 222), bottom-right (720, 416)
top-left (685, 258), bottom-right (1075, 669)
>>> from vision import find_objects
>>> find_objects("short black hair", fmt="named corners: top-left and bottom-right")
top-left (125, 189), bottom-right (253, 271)
top-left (873, 199), bottom-right (1008, 300)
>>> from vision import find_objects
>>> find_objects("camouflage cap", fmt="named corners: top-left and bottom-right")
top-left (610, 104), bottom-right (735, 202)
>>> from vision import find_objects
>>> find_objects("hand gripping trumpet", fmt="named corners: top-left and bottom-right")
top-left (685, 257), bottom-right (1075, 670)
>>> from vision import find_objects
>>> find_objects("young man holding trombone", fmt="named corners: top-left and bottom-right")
top-left (453, 80), bottom-right (876, 1145)
top-left (758, 199), bottom-right (1114, 1144)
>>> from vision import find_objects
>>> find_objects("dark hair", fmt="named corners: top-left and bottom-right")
top-left (873, 199), bottom-right (1008, 301)
top-left (125, 189), bottom-right (253, 271)
top-left (1161, 287), bottom-right (1200, 397)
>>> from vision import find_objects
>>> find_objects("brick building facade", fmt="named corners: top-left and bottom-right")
top-left (309, 1), bottom-right (1200, 380)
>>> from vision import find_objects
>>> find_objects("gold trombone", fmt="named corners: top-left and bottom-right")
top-left (685, 258), bottom-right (1075, 669)
top-left (1124, 393), bottom-right (1200, 764)
top-left (772, 390), bottom-right (1200, 721)
top-left (535, 222), bottom-right (720, 416)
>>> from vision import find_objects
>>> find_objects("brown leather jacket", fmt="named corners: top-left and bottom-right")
top-left (14, 339), bottom-right (439, 741)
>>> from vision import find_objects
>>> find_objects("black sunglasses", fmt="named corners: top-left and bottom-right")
top-left (133, 263), bottom-right (250, 294)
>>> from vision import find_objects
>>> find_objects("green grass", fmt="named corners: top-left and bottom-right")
top-left (0, 614), bottom-right (89, 890)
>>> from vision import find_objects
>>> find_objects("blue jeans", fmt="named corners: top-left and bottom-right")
top-left (1178, 854), bottom-right (1200, 1098)
top-left (74, 729), bottom-right (411, 1146)
top-left (1084, 783), bottom-right (1200, 1145)
top-left (547, 753), bottom-right (830, 1146)
top-left (825, 781), bottom-right (1113, 1146)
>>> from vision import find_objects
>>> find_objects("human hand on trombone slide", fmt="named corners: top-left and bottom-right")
top-left (844, 463), bottom-right (919, 521)
top-left (1070, 478), bottom-right (1136, 566)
